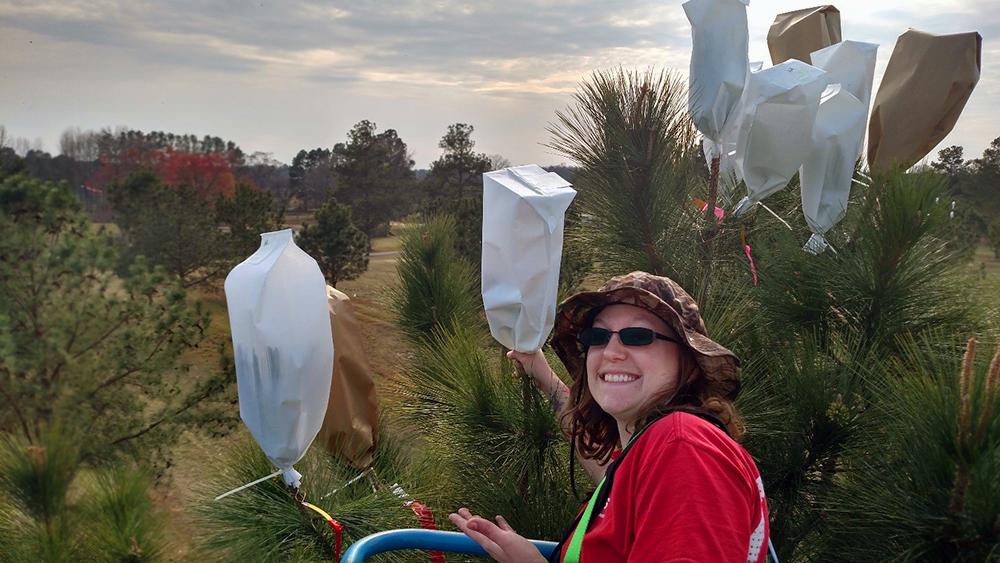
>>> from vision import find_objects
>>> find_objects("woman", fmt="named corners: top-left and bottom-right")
top-left (449, 272), bottom-right (770, 562)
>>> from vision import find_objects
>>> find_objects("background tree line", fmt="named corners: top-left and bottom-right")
top-left (930, 138), bottom-right (1000, 258)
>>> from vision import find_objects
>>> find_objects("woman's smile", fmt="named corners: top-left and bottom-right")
top-left (600, 372), bottom-right (640, 383)
top-left (586, 304), bottom-right (682, 431)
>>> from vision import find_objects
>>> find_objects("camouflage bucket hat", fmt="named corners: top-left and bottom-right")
top-left (551, 271), bottom-right (741, 400)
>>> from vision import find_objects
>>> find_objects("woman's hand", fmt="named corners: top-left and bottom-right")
top-left (506, 350), bottom-right (550, 381)
top-left (448, 508), bottom-right (548, 563)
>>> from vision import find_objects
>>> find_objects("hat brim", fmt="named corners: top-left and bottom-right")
top-left (551, 286), bottom-right (740, 400)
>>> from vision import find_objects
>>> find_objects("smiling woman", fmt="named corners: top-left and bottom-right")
top-left (450, 271), bottom-right (770, 563)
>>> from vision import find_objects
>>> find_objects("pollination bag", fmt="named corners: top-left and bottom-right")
top-left (683, 0), bottom-right (750, 148)
top-left (702, 60), bottom-right (765, 199)
top-left (767, 5), bottom-right (841, 65)
top-left (224, 229), bottom-right (334, 488)
top-left (732, 59), bottom-right (828, 216)
top-left (867, 29), bottom-right (982, 171)
top-left (482, 165), bottom-right (576, 352)
top-left (317, 286), bottom-right (378, 470)
top-left (810, 40), bottom-right (879, 113)
top-left (800, 85), bottom-right (867, 254)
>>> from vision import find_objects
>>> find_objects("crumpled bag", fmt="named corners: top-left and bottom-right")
top-left (702, 60), bottom-right (765, 199)
top-left (683, 0), bottom-right (750, 147)
top-left (732, 59), bottom-right (828, 216)
top-left (767, 5), bottom-right (841, 65)
top-left (224, 229), bottom-right (334, 488)
top-left (317, 286), bottom-right (378, 470)
top-left (867, 29), bottom-right (982, 171)
top-left (810, 40), bottom-right (879, 112)
top-left (482, 165), bottom-right (576, 352)
top-left (800, 84), bottom-right (868, 253)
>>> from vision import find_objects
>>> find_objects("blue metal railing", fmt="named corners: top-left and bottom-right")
top-left (340, 528), bottom-right (558, 562)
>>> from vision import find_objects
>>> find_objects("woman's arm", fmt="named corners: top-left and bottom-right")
top-left (507, 350), bottom-right (605, 484)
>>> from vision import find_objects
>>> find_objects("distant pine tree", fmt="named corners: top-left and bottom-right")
top-left (298, 198), bottom-right (369, 287)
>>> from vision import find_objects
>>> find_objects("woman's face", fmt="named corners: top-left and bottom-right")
top-left (585, 304), bottom-right (682, 427)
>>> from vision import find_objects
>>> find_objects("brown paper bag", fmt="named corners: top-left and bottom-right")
top-left (867, 29), bottom-right (982, 171)
top-left (318, 286), bottom-right (379, 469)
top-left (767, 5), bottom-right (841, 65)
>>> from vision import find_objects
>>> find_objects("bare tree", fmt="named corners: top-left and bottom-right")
top-left (59, 127), bottom-right (100, 161)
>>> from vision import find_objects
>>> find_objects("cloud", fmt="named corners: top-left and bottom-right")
top-left (1, 0), bottom-right (997, 165)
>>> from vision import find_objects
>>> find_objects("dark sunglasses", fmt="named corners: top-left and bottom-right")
top-left (577, 327), bottom-right (680, 347)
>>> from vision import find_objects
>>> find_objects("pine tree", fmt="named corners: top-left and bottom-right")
top-left (390, 218), bottom-right (587, 541)
top-left (297, 198), bottom-right (369, 287)
top-left (0, 428), bottom-right (166, 562)
top-left (0, 173), bottom-right (233, 463)
top-left (194, 428), bottom-right (427, 562)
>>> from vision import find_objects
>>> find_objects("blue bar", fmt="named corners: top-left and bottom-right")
top-left (340, 528), bottom-right (558, 562)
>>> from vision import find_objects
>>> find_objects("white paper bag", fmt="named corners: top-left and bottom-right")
top-left (683, 0), bottom-right (750, 146)
top-left (810, 41), bottom-right (879, 114)
top-left (482, 165), bottom-right (576, 352)
top-left (731, 59), bottom-right (828, 216)
top-left (703, 62), bottom-right (760, 200)
top-left (224, 229), bottom-right (334, 488)
top-left (799, 85), bottom-right (867, 253)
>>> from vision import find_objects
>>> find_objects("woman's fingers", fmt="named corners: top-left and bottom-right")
top-left (495, 514), bottom-right (514, 532)
top-left (449, 513), bottom-right (504, 559)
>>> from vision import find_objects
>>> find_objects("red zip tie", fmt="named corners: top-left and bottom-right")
top-left (409, 501), bottom-right (445, 563)
top-left (327, 518), bottom-right (344, 561)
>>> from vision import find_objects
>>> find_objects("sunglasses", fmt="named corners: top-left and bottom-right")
top-left (577, 327), bottom-right (681, 347)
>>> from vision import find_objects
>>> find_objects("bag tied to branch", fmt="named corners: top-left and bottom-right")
top-left (224, 229), bottom-right (334, 488)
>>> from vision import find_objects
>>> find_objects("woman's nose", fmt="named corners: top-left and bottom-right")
top-left (601, 334), bottom-right (629, 360)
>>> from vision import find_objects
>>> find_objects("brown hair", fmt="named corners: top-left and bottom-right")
top-left (563, 345), bottom-right (745, 464)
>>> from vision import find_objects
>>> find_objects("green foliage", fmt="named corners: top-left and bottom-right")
top-left (428, 123), bottom-right (492, 202)
top-left (393, 322), bottom-right (586, 542)
top-left (0, 173), bottom-right (234, 462)
top-left (547, 67), bottom-right (713, 291)
top-left (754, 170), bottom-right (979, 355)
top-left (194, 431), bottom-right (425, 562)
top-left (930, 138), bottom-right (1000, 244)
top-left (391, 216), bottom-right (482, 344)
top-left (988, 217), bottom-right (1000, 259)
top-left (419, 123), bottom-right (493, 267)
top-left (110, 170), bottom-right (228, 287)
top-left (333, 120), bottom-right (416, 237)
top-left (821, 337), bottom-right (1000, 561)
top-left (81, 467), bottom-right (166, 562)
top-left (0, 429), bottom-right (165, 562)
top-left (297, 198), bottom-right (369, 287)
top-left (289, 147), bottom-right (336, 212)
top-left (214, 183), bottom-right (285, 260)
top-left (388, 215), bottom-right (586, 543)
top-left (0, 429), bottom-right (80, 525)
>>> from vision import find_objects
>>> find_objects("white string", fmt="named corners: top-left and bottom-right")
top-left (757, 202), bottom-right (793, 230)
top-left (321, 467), bottom-right (373, 499)
top-left (213, 469), bottom-right (282, 501)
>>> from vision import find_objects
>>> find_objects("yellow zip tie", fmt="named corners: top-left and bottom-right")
top-left (301, 501), bottom-right (334, 521)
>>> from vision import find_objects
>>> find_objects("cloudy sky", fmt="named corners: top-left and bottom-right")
top-left (1, 0), bottom-right (996, 168)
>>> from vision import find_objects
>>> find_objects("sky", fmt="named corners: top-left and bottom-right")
top-left (1, 0), bottom-right (996, 168)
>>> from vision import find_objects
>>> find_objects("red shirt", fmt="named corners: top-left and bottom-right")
top-left (563, 412), bottom-right (770, 562)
